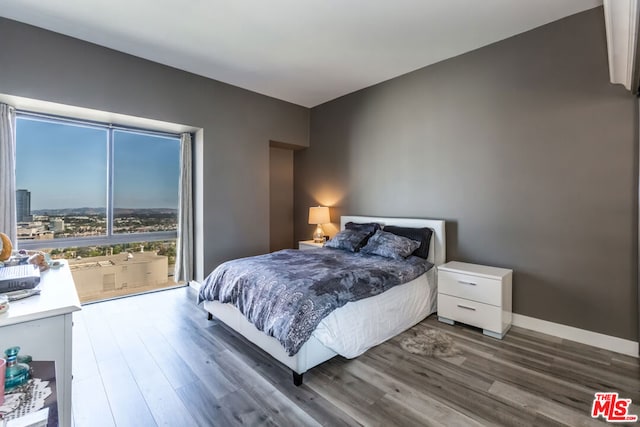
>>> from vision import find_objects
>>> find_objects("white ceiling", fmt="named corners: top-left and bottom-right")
top-left (0, 0), bottom-right (602, 107)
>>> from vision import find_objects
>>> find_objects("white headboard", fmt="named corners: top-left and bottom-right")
top-left (340, 216), bottom-right (446, 267)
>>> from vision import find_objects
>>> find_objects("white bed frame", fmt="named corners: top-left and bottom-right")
top-left (203, 216), bottom-right (446, 385)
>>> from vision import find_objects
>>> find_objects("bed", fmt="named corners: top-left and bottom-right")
top-left (199, 215), bottom-right (446, 385)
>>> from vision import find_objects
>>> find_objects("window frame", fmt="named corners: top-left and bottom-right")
top-left (16, 111), bottom-right (180, 251)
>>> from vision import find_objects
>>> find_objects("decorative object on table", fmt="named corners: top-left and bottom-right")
top-left (0, 393), bottom-right (21, 415)
top-left (1, 256), bottom-right (29, 267)
top-left (16, 354), bottom-right (31, 365)
top-left (0, 233), bottom-right (12, 262)
top-left (0, 378), bottom-right (51, 422)
top-left (0, 358), bottom-right (6, 405)
top-left (4, 347), bottom-right (31, 392)
top-left (308, 206), bottom-right (330, 243)
top-left (0, 243), bottom-right (50, 270)
top-left (27, 253), bottom-right (49, 272)
top-left (0, 295), bottom-right (9, 314)
top-left (5, 289), bottom-right (41, 302)
top-left (400, 329), bottom-right (460, 357)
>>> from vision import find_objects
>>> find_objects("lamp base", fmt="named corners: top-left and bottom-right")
top-left (313, 224), bottom-right (325, 243)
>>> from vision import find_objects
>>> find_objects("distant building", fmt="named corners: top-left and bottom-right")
top-left (16, 223), bottom-right (53, 240)
top-left (49, 218), bottom-right (65, 233)
top-left (16, 189), bottom-right (32, 222)
top-left (68, 252), bottom-right (168, 298)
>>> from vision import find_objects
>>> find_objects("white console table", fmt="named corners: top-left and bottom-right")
top-left (0, 261), bottom-right (81, 427)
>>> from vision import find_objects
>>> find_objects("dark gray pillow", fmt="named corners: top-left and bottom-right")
top-left (382, 226), bottom-right (433, 259)
top-left (360, 230), bottom-right (421, 260)
top-left (344, 221), bottom-right (381, 235)
top-left (344, 221), bottom-right (381, 247)
top-left (324, 229), bottom-right (371, 252)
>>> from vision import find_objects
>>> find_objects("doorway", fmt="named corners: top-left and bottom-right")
top-left (269, 146), bottom-right (294, 251)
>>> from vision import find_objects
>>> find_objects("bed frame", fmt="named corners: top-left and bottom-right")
top-left (203, 216), bottom-right (446, 385)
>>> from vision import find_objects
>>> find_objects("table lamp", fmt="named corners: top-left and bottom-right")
top-left (308, 206), bottom-right (330, 243)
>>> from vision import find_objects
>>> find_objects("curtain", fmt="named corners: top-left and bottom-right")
top-left (0, 103), bottom-right (17, 243)
top-left (174, 132), bottom-right (193, 283)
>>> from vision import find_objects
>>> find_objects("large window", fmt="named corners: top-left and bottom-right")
top-left (16, 118), bottom-right (107, 236)
top-left (113, 130), bottom-right (179, 234)
top-left (15, 112), bottom-right (182, 302)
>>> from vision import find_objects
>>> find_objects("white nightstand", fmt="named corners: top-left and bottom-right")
top-left (298, 240), bottom-right (324, 250)
top-left (437, 261), bottom-right (512, 339)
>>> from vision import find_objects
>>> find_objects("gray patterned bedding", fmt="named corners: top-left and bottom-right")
top-left (198, 248), bottom-right (433, 356)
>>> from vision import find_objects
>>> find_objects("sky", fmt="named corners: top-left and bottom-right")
top-left (16, 117), bottom-right (180, 210)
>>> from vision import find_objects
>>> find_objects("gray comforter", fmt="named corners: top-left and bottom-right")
top-left (198, 248), bottom-right (433, 356)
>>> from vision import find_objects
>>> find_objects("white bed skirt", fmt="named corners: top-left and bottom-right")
top-left (313, 272), bottom-right (436, 358)
top-left (203, 271), bottom-right (436, 375)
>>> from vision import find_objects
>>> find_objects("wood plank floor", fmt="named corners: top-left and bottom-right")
top-left (72, 286), bottom-right (639, 426)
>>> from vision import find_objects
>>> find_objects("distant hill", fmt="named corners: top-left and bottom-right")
top-left (113, 208), bottom-right (178, 216)
top-left (32, 208), bottom-right (178, 216)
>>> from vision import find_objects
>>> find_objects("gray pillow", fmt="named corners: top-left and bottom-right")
top-left (360, 230), bottom-right (421, 260)
top-left (324, 229), bottom-right (371, 252)
top-left (383, 225), bottom-right (433, 259)
top-left (344, 221), bottom-right (381, 235)
top-left (344, 221), bottom-right (381, 247)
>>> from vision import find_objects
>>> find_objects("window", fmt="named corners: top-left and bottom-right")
top-left (113, 130), bottom-right (179, 234)
top-left (16, 118), bottom-right (107, 237)
top-left (15, 112), bottom-right (182, 302)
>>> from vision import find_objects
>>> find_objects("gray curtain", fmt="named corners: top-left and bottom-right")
top-left (0, 103), bottom-right (17, 243)
top-left (174, 132), bottom-right (193, 283)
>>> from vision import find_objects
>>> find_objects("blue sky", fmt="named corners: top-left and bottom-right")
top-left (16, 117), bottom-right (179, 210)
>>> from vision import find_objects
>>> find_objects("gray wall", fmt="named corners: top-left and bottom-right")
top-left (0, 17), bottom-right (309, 280)
top-left (269, 146), bottom-right (294, 251)
top-left (295, 7), bottom-right (639, 341)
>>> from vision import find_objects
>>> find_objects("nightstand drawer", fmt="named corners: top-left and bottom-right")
top-left (438, 270), bottom-right (502, 306)
top-left (438, 294), bottom-right (502, 332)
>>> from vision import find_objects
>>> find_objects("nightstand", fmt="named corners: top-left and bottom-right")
top-left (298, 240), bottom-right (324, 250)
top-left (437, 261), bottom-right (512, 339)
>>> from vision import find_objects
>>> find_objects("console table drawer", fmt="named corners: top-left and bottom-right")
top-left (439, 270), bottom-right (502, 306)
top-left (438, 294), bottom-right (502, 332)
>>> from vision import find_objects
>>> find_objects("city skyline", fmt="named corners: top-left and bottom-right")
top-left (16, 117), bottom-right (180, 210)
top-left (17, 199), bottom-right (178, 241)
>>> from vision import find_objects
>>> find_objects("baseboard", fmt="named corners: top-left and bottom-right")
top-left (189, 280), bottom-right (202, 292)
top-left (512, 314), bottom-right (638, 358)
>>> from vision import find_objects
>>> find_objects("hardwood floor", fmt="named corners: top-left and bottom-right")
top-left (72, 286), bottom-right (639, 426)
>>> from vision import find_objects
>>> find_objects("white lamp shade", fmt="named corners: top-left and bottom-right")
top-left (308, 206), bottom-right (330, 224)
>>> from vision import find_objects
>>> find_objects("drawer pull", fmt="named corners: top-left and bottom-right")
top-left (458, 280), bottom-right (476, 286)
top-left (457, 304), bottom-right (476, 311)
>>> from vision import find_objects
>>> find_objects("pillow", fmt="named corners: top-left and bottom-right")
top-left (324, 229), bottom-right (371, 252)
top-left (382, 225), bottom-right (433, 259)
top-left (344, 221), bottom-right (381, 235)
top-left (344, 221), bottom-right (381, 247)
top-left (360, 230), bottom-right (421, 260)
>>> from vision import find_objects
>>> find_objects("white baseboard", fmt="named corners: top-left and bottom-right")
top-left (512, 314), bottom-right (638, 358)
top-left (189, 280), bottom-right (202, 292)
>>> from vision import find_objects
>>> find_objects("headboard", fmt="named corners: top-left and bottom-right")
top-left (340, 216), bottom-right (446, 267)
